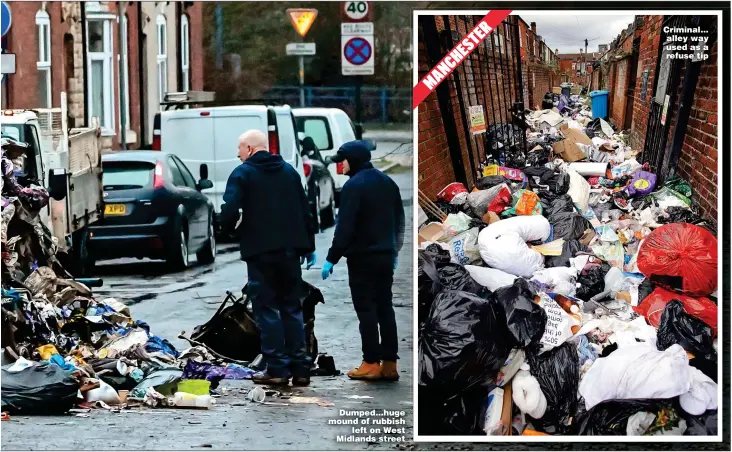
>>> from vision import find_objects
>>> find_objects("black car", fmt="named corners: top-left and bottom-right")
top-left (300, 135), bottom-right (336, 232)
top-left (88, 151), bottom-right (216, 270)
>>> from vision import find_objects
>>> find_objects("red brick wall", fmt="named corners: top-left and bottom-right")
top-left (187, 2), bottom-right (204, 91)
top-left (526, 62), bottom-right (554, 109)
top-left (676, 41), bottom-right (718, 223)
top-left (4, 2), bottom-right (68, 108)
top-left (125, 7), bottom-right (142, 148)
top-left (418, 15), bottom-right (530, 194)
top-left (518, 20), bottom-right (528, 61)
top-left (629, 15), bottom-right (663, 151)
top-left (416, 24), bottom-right (455, 200)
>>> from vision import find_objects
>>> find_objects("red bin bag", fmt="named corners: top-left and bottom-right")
top-left (637, 223), bottom-right (717, 297)
top-left (633, 287), bottom-right (717, 337)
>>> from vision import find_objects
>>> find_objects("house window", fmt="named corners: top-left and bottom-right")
top-left (36, 10), bottom-right (52, 108)
top-left (120, 14), bottom-right (130, 131)
top-left (157, 14), bottom-right (168, 104)
top-left (86, 16), bottom-right (114, 133)
top-left (180, 15), bottom-right (190, 92)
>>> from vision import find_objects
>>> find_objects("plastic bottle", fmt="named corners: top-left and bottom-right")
top-left (172, 392), bottom-right (213, 409)
top-left (554, 294), bottom-right (583, 334)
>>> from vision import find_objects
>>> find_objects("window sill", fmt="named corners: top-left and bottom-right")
top-left (100, 129), bottom-right (116, 137)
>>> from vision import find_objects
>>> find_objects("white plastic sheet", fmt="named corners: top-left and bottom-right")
top-left (567, 168), bottom-right (591, 211)
top-left (464, 265), bottom-right (518, 291)
top-left (579, 344), bottom-right (718, 412)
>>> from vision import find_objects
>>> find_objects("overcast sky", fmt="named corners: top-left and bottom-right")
top-left (517, 13), bottom-right (636, 55)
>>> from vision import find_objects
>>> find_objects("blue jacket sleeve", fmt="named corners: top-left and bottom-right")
top-left (394, 184), bottom-right (405, 253)
top-left (219, 167), bottom-right (243, 235)
top-left (325, 182), bottom-right (360, 265)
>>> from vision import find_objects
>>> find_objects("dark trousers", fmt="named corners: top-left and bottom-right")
top-left (246, 250), bottom-right (310, 378)
top-left (346, 253), bottom-right (398, 363)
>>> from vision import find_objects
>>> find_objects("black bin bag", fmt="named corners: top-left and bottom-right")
top-left (550, 212), bottom-right (593, 241)
top-left (574, 399), bottom-right (676, 435)
top-left (1, 363), bottom-right (79, 414)
top-left (526, 342), bottom-right (580, 429)
top-left (424, 243), bottom-right (451, 267)
top-left (438, 264), bottom-right (482, 294)
top-left (657, 300), bottom-right (717, 362)
top-left (419, 290), bottom-right (513, 434)
top-left (418, 250), bottom-right (441, 325)
top-left (493, 279), bottom-right (547, 347)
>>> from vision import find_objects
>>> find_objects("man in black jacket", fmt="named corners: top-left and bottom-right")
top-left (322, 140), bottom-right (405, 381)
top-left (220, 129), bottom-right (316, 386)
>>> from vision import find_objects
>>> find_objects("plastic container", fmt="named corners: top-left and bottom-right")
top-left (177, 379), bottom-right (211, 396)
top-left (590, 90), bottom-right (610, 119)
top-left (172, 392), bottom-right (213, 409)
top-left (247, 386), bottom-right (266, 403)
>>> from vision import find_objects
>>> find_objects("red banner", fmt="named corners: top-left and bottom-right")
top-left (413, 10), bottom-right (512, 109)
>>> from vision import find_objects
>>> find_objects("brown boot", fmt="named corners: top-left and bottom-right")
top-left (380, 361), bottom-right (399, 381)
top-left (347, 362), bottom-right (382, 380)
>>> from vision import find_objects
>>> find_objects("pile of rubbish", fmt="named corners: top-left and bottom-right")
top-left (1, 139), bottom-right (333, 417)
top-left (417, 92), bottom-right (718, 437)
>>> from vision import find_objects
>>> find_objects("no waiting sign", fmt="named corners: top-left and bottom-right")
top-left (342, 35), bottom-right (374, 75)
top-left (342, 1), bottom-right (371, 22)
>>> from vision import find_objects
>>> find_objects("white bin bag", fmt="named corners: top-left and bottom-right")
top-left (478, 216), bottom-right (551, 278)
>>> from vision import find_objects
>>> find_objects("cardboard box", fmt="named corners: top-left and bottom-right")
top-left (552, 87), bottom-right (562, 95)
top-left (552, 128), bottom-right (592, 162)
top-left (418, 222), bottom-right (446, 246)
top-left (501, 383), bottom-right (513, 436)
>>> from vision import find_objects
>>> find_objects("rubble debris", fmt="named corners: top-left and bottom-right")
top-left (1, 138), bottom-right (332, 417)
top-left (418, 91), bottom-right (718, 437)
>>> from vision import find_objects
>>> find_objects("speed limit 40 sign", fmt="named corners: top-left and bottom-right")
top-left (342, 1), bottom-right (372, 22)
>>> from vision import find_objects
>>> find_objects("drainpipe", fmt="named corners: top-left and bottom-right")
top-left (80, 3), bottom-right (88, 127)
top-left (118, 2), bottom-right (127, 150)
top-left (137, 1), bottom-right (146, 146)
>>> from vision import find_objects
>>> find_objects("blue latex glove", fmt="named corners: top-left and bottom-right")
top-left (321, 261), bottom-right (335, 280)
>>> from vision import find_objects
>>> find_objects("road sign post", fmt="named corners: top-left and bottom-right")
top-left (341, 2), bottom-right (373, 131)
top-left (287, 8), bottom-right (318, 107)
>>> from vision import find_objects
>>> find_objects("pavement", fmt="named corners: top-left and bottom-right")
top-left (1, 140), bottom-right (416, 451)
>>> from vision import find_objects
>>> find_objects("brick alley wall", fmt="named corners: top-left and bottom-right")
top-left (526, 62), bottom-right (555, 109)
top-left (416, 21), bottom-right (455, 200)
top-left (675, 40), bottom-right (719, 223)
top-left (629, 15), bottom-right (663, 151)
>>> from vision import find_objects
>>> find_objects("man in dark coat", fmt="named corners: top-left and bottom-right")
top-left (321, 140), bottom-right (405, 381)
top-left (220, 129), bottom-right (316, 386)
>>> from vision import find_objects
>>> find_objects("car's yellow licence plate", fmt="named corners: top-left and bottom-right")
top-left (104, 204), bottom-right (126, 215)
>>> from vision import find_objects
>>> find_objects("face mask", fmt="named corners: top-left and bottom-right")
top-left (336, 162), bottom-right (345, 175)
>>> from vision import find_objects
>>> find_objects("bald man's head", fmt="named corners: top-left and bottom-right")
top-left (238, 129), bottom-right (268, 162)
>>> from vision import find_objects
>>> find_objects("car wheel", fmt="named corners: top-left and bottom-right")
top-left (166, 217), bottom-right (189, 271)
top-left (320, 185), bottom-right (336, 229)
top-left (196, 220), bottom-right (216, 265)
top-left (310, 189), bottom-right (322, 233)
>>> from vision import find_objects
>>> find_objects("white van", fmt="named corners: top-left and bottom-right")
top-left (292, 108), bottom-right (363, 202)
top-left (154, 105), bottom-right (307, 226)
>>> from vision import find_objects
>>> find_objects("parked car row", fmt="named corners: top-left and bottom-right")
top-left (88, 105), bottom-right (372, 270)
